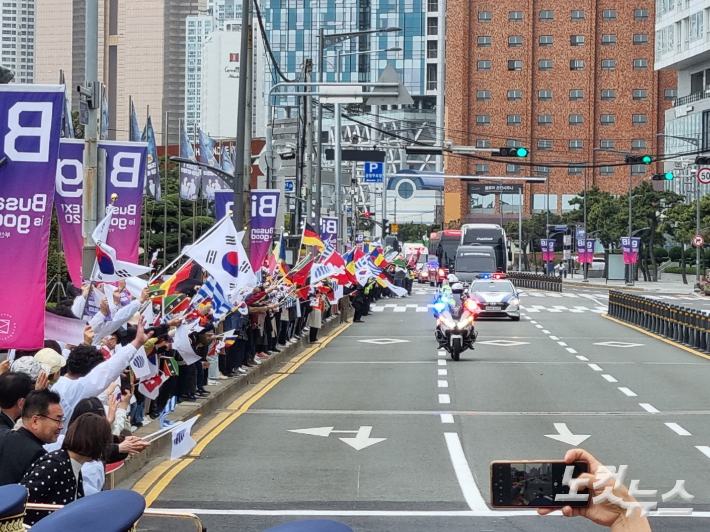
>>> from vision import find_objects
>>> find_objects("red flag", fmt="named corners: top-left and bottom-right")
top-left (138, 372), bottom-right (165, 400)
top-left (288, 257), bottom-right (313, 287)
top-left (325, 251), bottom-right (351, 285)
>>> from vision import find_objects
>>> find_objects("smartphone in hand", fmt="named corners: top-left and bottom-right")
top-left (490, 460), bottom-right (590, 508)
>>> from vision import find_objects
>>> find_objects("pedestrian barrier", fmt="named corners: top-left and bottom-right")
top-left (508, 272), bottom-right (563, 293)
top-left (608, 291), bottom-right (710, 353)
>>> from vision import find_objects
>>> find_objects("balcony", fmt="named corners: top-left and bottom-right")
top-left (674, 89), bottom-right (710, 107)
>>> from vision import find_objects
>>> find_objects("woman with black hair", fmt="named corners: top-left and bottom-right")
top-left (21, 412), bottom-right (112, 525)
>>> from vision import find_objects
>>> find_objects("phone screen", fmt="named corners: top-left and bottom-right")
top-left (491, 461), bottom-right (589, 508)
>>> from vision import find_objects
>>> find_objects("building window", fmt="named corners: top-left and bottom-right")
top-left (509, 35), bottom-right (523, 47)
top-left (538, 89), bottom-right (552, 101)
top-left (476, 139), bottom-right (490, 148)
top-left (506, 164), bottom-right (521, 175)
top-left (601, 59), bottom-right (616, 71)
top-left (602, 9), bottom-right (616, 20)
top-left (601, 114), bottom-right (616, 126)
top-left (507, 139), bottom-right (522, 148)
top-left (601, 166), bottom-right (615, 176)
top-left (477, 114), bottom-right (491, 126)
top-left (508, 60), bottom-right (523, 71)
top-left (600, 140), bottom-right (615, 149)
top-left (569, 114), bottom-right (583, 125)
top-left (478, 11), bottom-right (492, 22)
top-left (477, 36), bottom-right (491, 47)
top-left (633, 34), bottom-right (648, 45)
top-left (569, 89), bottom-right (583, 101)
top-left (508, 89), bottom-right (522, 101)
top-left (633, 58), bottom-right (648, 70)
top-left (427, 40), bottom-right (438, 58)
top-left (570, 59), bottom-right (584, 70)
top-left (601, 34), bottom-right (616, 45)
top-left (538, 114), bottom-right (552, 126)
top-left (427, 17), bottom-right (438, 35)
top-left (632, 114), bottom-right (647, 125)
top-left (568, 164), bottom-right (583, 175)
top-left (538, 139), bottom-right (552, 150)
top-left (539, 59), bottom-right (553, 71)
top-left (571, 10), bottom-right (585, 21)
top-left (536, 166), bottom-right (551, 176)
top-left (533, 194), bottom-right (557, 213)
top-left (562, 195), bottom-right (581, 212)
top-left (570, 35), bottom-right (585, 46)
top-left (665, 88), bottom-right (677, 100)
top-left (634, 9), bottom-right (649, 20)
top-left (539, 10), bottom-right (554, 21)
top-left (477, 90), bottom-right (491, 101)
top-left (507, 114), bottom-right (522, 126)
top-left (475, 164), bottom-right (490, 175)
top-left (426, 64), bottom-right (437, 90)
top-left (601, 89), bottom-right (616, 101)
top-left (631, 164), bottom-right (646, 175)
top-left (632, 139), bottom-right (647, 151)
top-left (477, 60), bottom-right (491, 71)
top-left (427, 0), bottom-right (438, 12)
top-left (539, 35), bottom-right (553, 46)
top-left (509, 11), bottom-right (523, 22)
top-left (501, 193), bottom-right (522, 213)
top-left (569, 139), bottom-right (583, 151)
top-left (632, 89), bottom-right (647, 100)
top-left (471, 193), bottom-right (494, 212)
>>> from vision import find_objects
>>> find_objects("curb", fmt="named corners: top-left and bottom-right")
top-left (111, 315), bottom-right (344, 487)
top-left (563, 280), bottom-right (700, 295)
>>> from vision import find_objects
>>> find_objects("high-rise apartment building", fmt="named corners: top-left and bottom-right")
top-left (1, 0), bottom-right (35, 83)
top-left (445, 1), bottom-right (678, 225)
top-left (185, 15), bottom-right (213, 132)
top-left (656, 0), bottom-right (710, 201)
top-left (35, 0), bottom-right (205, 141)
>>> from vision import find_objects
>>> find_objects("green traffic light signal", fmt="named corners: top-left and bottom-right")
top-left (664, 172), bottom-right (674, 180)
top-left (516, 147), bottom-right (529, 157)
top-left (642, 155), bottom-right (652, 165)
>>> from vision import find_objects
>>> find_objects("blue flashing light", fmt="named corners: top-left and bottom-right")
top-left (433, 301), bottom-right (447, 313)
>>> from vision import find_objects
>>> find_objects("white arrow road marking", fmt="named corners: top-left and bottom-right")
top-left (544, 423), bottom-right (591, 446)
top-left (339, 426), bottom-right (387, 450)
top-left (288, 426), bottom-right (335, 437)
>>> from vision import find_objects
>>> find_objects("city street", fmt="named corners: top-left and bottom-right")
top-left (126, 285), bottom-right (710, 532)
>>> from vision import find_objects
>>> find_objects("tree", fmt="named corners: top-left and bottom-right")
top-left (396, 223), bottom-right (439, 244)
top-left (663, 202), bottom-right (695, 284)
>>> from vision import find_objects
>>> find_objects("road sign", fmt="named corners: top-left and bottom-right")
top-left (356, 232), bottom-right (364, 243)
top-left (390, 222), bottom-right (399, 234)
top-left (698, 167), bottom-right (710, 185)
top-left (79, 101), bottom-right (89, 126)
top-left (284, 181), bottom-right (294, 192)
top-left (364, 161), bottom-right (384, 183)
top-left (693, 234), bottom-right (705, 248)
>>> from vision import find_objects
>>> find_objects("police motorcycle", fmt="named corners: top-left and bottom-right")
top-left (433, 275), bottom-right (478, 361)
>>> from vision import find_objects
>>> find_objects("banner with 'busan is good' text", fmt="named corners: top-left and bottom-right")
top-left (250, 189), bottom-right (281, 269)
top-left (54, 139), bottom-right (85, 287)
top-left (0, 85), bottom-right (64, 349)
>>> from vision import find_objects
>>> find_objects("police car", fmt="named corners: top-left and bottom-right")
top-left (465, 274), bottom-right (521, 321)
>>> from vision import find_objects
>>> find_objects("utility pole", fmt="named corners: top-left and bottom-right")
top-left (314, 27), bottom-right (325, 235)
top-left (232, 0), bottom-right (251, 232)
top-left (304, 61), bottom-right (314, 225)
top-left (435, 0), bottom-right (446, 173)
top-left (80, 0), bottom-right (101, 279)
top-left (243, 17), bottom-right (253, 254)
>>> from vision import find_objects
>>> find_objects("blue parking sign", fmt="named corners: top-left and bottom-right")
top-left (364, 162), bottom-right (384, 183)
top-left (284, 181), bottom-right (294, 192)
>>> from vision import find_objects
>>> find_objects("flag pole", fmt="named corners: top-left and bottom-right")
top-left (177, 119), bottom-right (183, 253)
top-left (163, 110), bottom-right (169, 269)
top-left (193, 124), bottom-right (198, 240)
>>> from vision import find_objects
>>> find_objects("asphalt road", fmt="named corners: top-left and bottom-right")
top-left (129, 283), bottom-right (710, 532)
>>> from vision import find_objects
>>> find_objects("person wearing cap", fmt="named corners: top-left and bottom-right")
top-left (0, 371), bottom-right (33, 440)
top-left (34, 348), bottom-right (66, 381)
top-left (0, 485), bottom-right (27, 532)
top-left (0, 389), bottom-right (64, 486)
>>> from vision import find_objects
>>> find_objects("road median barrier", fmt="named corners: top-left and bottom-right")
top-left (508, 272), bottom-right (562, 292)
top-left (607, 290), bottom-right (710, 356)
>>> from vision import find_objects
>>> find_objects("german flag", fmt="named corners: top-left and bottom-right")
top-left (302, 222), bottom-right (326, 251)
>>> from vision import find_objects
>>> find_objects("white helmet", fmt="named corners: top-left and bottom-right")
top-left (447, 274), bottom-right (459, 283)
top-left (451, 282), bottom-right (464, 292)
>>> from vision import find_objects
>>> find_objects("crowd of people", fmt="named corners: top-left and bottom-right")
top-left (0, 237), bottom-right (421, 525)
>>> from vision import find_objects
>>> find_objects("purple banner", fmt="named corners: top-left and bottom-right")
top-left (540, 239), bottom-right (555, 262)
top-left (250, 189), bottom-right (280, 269)
top-left (55, 139), bottom-right (85, 287)
top-left (214, 189), bottom-right (233, 220)
top-left (321, 216), bottom-right (338, 243)
top-left (621, 237), bottom-right (641, 265)
top-left (576, 238), bottom-right (587, 264)
top-left (585, 239), bottom-right (596, 264)
top-left (102, 141), bottom-right (147, 263)
top-left (0, 85), bottom-right (64, 349)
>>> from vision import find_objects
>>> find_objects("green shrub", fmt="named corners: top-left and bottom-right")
top-left (668, 246), bottom-right (683, 261)
top-left (653, 247), bottom-right (669, 260)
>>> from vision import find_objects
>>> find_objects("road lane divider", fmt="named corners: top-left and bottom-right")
top-left (444, 432), bottom-right (489, 512)
top-left (440, 414), bottom-right (454, 424)
top-left (639, 403), bottom-right (660, 414)
top-left (666, 423), bottom-right (692, 436)
top-left (132, 321), bottom-right (352, 507)
top-left (438, 394), bottom-right (450, 404)
top-left (618, 387), bottom-right (638, 397)
top-left (602, 374), bottom-right (618, 383)
top-left (588, 363), bottom-right (603, 371)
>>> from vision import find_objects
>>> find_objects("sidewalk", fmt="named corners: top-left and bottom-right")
top-left (560, 275), bottom-right (702, 295)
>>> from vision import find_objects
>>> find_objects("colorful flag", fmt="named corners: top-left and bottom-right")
top-left (198, 129), bottom-right (228, 200)
top-left (170, 416), bottom-right (198, 460)
top-left (310, 263), bottom-right (337, 284)
top-left (172, 324), bottom-right (202, 365)
top-left (163, 293), bottom-right (191, 316)
top-left (142, 116), bottom-right (161, 202)
top-left (129, 99), bottom-right (141, 142)
top-left (268, 233), bottom-right (285, 275)
top-left (302, 222), bottom-right (326, 251)
top-left (221, 145), bottom-right (234, 174)
top-left (180, 122), bottom-right (201, 200)
top-left (288, 254), bottom-right (313, 287)
top-left (129, 347), bottom-right (153, 380)
top-left (94, 241), bottom-right (152, 282)
top-left (185, 218), bottom-right (245, 292)
top-left (152, 260), bottom-right (194, 299)
top-left (138, 372), bottom-right (165, 400)
top-left (159, 396), bottom-right (178, 428)
top-left (193, 276), bottom-right (234, 319)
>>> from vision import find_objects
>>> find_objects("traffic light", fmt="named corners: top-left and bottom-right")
top-left (625, 155), bottom-right (653, 165)
top-left (652, 172), bottom-right (674, 181)
top-left (363, 211), bottom-right (370, 218)
top-left (695, 156), bottom-right (710, 165)
top-left (495, 147), bottom-right (529, 157)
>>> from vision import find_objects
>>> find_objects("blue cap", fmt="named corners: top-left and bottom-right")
top-left (261, 520), bottom-right (354, 532)
top-left (0, 484), bottom-right (27, 527)
top-left (29, 490), bottom-right (145, 532)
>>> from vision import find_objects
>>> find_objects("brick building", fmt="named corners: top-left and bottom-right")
top-left (444, 0), bottom-right (678, 226)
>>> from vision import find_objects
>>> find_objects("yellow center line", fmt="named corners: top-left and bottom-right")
top-left (132, 322), bottom-right (352, 506)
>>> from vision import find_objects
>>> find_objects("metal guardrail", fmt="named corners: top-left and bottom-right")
top-left (507, 272), bottom-right (563, 292)
top-left (608, 291), bottom-right (710, 353)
